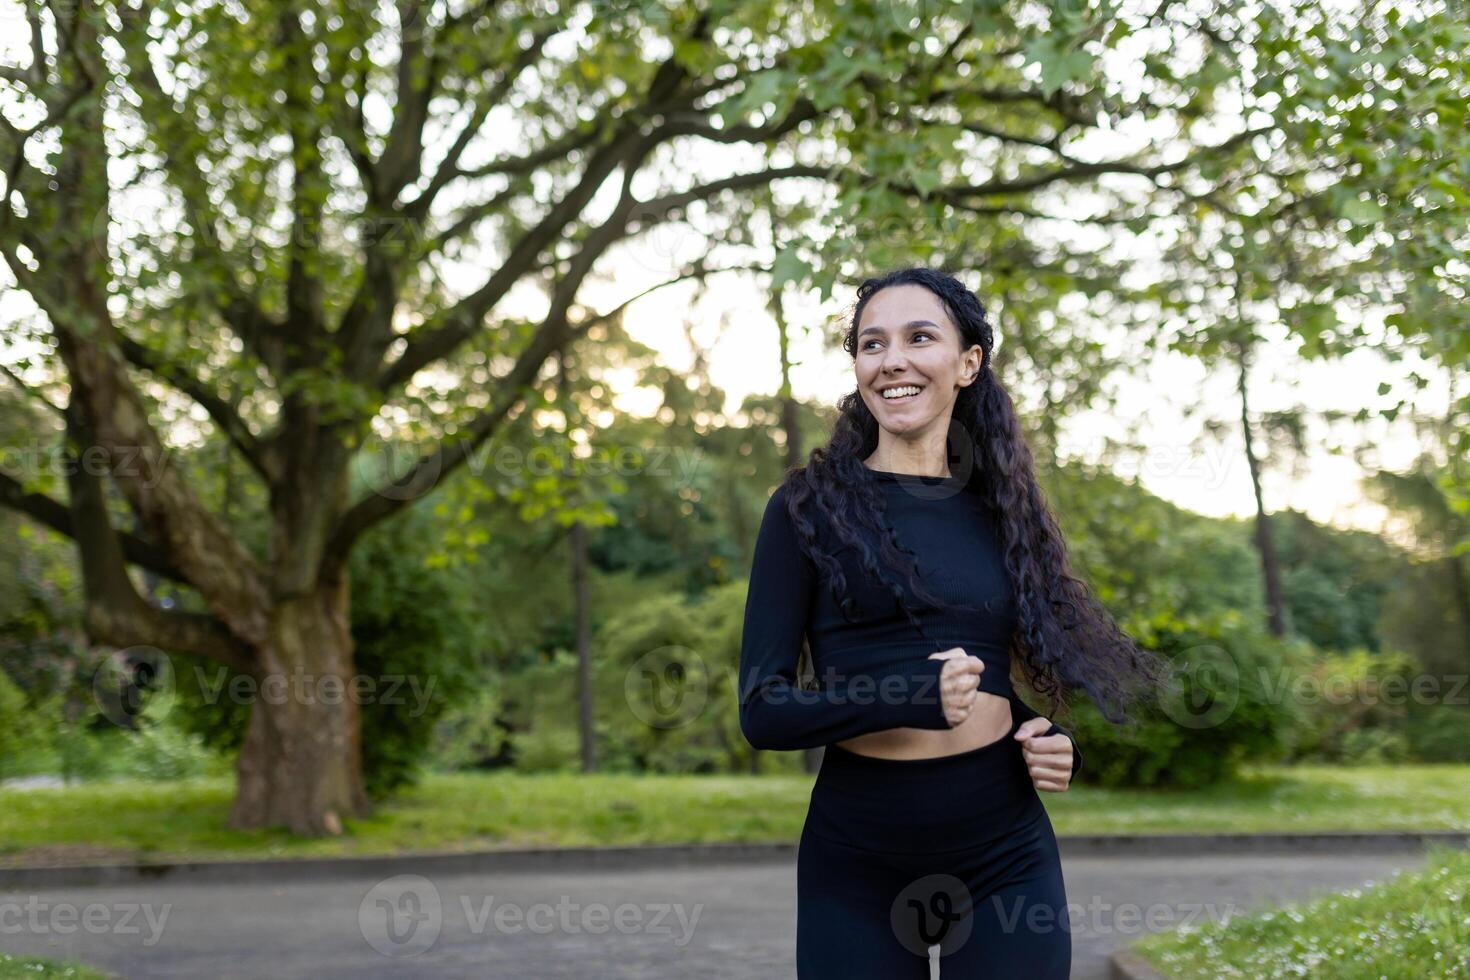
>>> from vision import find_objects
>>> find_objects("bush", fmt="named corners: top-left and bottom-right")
top-left (428, 684), bottom-right (511, 772)
top-left (1063, 610), bottom-right (1297, 790)
top-left (509, 725), bottom-right (581, 774)
top-left (1402, 704), bottom-right (1470, 763)
top-left (490, 579), bottom-right (754, 775)
top-left (0, 670), bottom-right (46, 779)
top-left (1337, 727), bottom-right (1411, 765)
top-left (1279, 647), bottom-right (1449, 764)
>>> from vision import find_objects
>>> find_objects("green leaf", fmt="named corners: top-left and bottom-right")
top-left (770, 248), bottom-right (810, 291)
top-left (1339, 196), bottom-right (1384, 225)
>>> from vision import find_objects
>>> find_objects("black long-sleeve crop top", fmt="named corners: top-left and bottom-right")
top-left (738, 467), bottom-right (1082, 783)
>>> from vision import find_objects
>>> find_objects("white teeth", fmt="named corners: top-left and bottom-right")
top-left (882, 385), bottom-right (922, 399)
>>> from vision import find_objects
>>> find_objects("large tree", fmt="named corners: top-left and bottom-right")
top-left (0, 0), bottom-right (1395, 833)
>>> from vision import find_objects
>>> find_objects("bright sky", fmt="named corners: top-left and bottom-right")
top-left (583, 264), bottom-right (1448, 540)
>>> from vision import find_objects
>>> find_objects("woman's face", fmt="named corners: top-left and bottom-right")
top-left (854, 284), bottom-right (982, 436)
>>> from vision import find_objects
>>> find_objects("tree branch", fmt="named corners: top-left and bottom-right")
top-left (114, 334), bottom-right (275, 481)
top-left (62, 405), bottom-right (252, 670)
top-left (937, 126), bottom-right (1271, 200)
top-left (0, 470), bottom-right (186, 583)
top-left (327, 260), bottom-right (728, 568)
top-left (402, 24), bottom-right (561, 221)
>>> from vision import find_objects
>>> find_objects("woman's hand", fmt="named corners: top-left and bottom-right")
top-left (1014, 718), bottom-right (1074, 792)
top-left (928, 648), bottom-right (984, 727)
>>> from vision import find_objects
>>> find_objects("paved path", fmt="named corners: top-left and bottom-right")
top-left (0, 848), bottom-right (1433, 978)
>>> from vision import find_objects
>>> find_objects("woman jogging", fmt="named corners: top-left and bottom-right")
top-left (738, 266), bottom-right (1167, 978)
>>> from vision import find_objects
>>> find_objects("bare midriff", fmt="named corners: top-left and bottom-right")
top-left (834, 690), bottom-right (1013, 760)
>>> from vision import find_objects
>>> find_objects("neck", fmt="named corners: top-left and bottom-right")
top-left (863, 444), bottom-right (951, 479)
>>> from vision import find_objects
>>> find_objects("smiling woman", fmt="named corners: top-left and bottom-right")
top-left (738, 266), bottom-right (1169, 979)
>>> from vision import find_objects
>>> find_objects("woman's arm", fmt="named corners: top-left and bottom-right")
top-left (738, 486), bottom-right (955, 751)
top-left (1008, 690), bottom-right (1083, 785)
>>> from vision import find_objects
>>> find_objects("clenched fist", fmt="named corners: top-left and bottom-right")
top-left (928, 647), bottom-right (984, 726)
top-left (1015, 719), bottom-right (1075, 792)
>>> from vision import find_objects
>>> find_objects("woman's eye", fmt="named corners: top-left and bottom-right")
top-left (863, 332), bottom-right (931, 350)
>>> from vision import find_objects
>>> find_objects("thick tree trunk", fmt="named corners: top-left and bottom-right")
top-left (227, 579), bottom-right (370, 834)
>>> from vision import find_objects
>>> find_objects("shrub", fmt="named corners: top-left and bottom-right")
top-left (1280, 647), bottom-right (1449, 764)
top-left (1062, 610), bottom-right (1297, 789)
top-left (1402, 704), bottom-right (1470, 763)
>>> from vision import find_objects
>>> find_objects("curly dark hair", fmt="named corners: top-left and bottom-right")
top-left (781, 266), bottom-right (1168, 726)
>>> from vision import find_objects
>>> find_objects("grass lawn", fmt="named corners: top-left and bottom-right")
top-left (0, 952), bottom-right (109, 979)
top-left (1, 763), bottom-right (1466, 866)
top-left (1131, 844), bottom-right (1470, 978)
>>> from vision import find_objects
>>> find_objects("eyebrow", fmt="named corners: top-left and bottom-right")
top-left (858, 319), bottom-right (944, 338)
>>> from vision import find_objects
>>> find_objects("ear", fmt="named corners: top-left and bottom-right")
top-left (958, 343), bottom-right (983, 386)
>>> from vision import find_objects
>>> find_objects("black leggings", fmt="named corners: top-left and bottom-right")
top-left (796, 711), bottom-right (1071, 978)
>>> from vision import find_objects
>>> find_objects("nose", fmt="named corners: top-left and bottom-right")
top-left (879, 340), bottom-right (909, 375)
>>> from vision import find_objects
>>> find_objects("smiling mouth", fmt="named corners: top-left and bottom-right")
top-left (879, 384), bottom-right (924, 403)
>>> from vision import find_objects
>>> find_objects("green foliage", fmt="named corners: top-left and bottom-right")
top-left (1402, 705), bottom-right (1470, 765)
top-left (1280, 648), bottom-right (1415, 763)
top-left (1272, 513), bottom-right (1405, 653)
top-left (1280, 647), bottom-right (1470, 766)
top-left (0, 679), bottom-right (228, 784)
top-left (493, 578), bottom-right (757, 775)
top-left (1337, 727), bottom-right (1410, 767)
top-left (348, 509), bottom-right (486, 798)
top-left (0, 669), bottom-right (39, 779)
top-left (428, 685), bottom-right (511, 773)
top-left (1064, 611), bottom-right (1296, 789)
